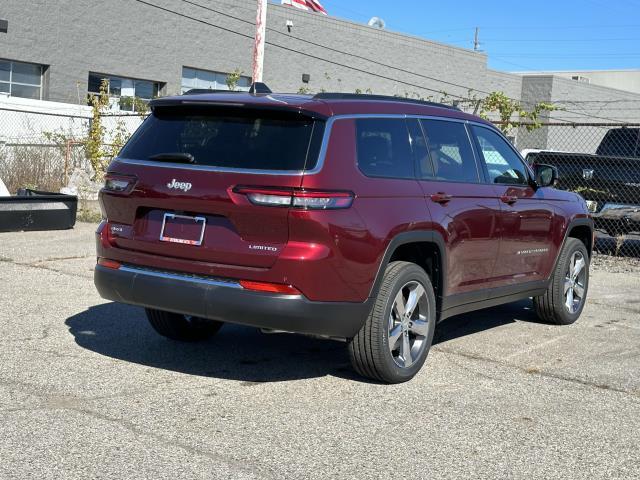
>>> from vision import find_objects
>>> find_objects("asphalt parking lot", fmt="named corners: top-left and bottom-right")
top-left (1, 222), bottom-right (639, 479)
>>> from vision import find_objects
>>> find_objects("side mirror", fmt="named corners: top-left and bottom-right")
top-left (533, 163), bottom-right (558, 188)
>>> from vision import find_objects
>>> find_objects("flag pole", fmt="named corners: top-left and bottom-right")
top-left (252, 0), bottom-right (268, 83)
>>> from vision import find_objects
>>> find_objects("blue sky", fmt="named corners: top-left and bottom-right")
top-left (316, 0), bottom-right (640, 72)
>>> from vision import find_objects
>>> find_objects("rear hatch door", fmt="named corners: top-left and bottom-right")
top-left (101, 102), bottom-right (325, 269)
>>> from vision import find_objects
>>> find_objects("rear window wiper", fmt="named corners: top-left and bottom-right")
top-left (148, 153), bottom-right (195, 164)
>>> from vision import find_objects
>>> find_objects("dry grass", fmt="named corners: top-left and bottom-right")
top-left (76, 209), bottom-right (103, 223)
top-left (0, 145), bottom-right (63, 193)
top-left (0, 144), bottom-right (88, 194)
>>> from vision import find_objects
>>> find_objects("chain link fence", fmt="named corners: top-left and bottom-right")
top-left (1, 105), bottom-right (639, 257)
top-left (0, 106), bottom-right (145, 193)
top-left (512, 122), bottom-right (640, 258)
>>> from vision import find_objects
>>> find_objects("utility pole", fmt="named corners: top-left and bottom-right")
top-left (473, 27), bottom-right (481, 52)
top-left (252, 0), bottom-right (268, 83)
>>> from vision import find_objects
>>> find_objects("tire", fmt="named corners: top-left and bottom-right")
top-left (348, 261), bottom-right (436, 384)
top-left (145, 308), bottom-right (223, 342)
top-left (533, 238), bottom-right (589, 325)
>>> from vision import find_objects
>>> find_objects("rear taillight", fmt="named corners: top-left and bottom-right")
top-left (239, 188), bottom-right (293, 207)
top-left (292, 190), bottom-right (355, 209)
top-left (103, 173), bottom-right (137, 194)
top-left (233, 186), bottom-right (354, 210)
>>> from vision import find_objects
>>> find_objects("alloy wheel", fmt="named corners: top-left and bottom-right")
top-left (388, 281), bottom-right (430, 368)
top-left (564, 251), bottom-right (587, 314)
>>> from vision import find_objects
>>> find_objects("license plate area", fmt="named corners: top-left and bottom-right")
top-left (159, 213), bottom-right (206, 246)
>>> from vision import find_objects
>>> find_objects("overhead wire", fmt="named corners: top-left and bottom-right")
top-left (131, 0), bottom-right (639, 122)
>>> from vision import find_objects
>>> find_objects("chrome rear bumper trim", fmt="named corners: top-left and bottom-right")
top-left (119, 265), bottom-right (242, 289)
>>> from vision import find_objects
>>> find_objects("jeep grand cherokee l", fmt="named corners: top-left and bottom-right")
top-left (95, 87), bottom-right (593, 383)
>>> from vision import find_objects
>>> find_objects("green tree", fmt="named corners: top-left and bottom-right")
top-left (107, 118), bottom-right (130, 160)
top-left (225, 69), bottom-right (244, 91)
top-left (86, 79), bottom-right (110, 180)
top-left (118, 96), bottom-right (149, 113)
top-left (479, 91), bottom-right (558, 133)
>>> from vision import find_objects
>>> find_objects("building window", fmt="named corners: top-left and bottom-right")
top-left (88, 73), bottom-right (162, 112)
top-left (0, 59), bottom-right (44, 100)
top-left (181, 67), bottom-right (251, 93)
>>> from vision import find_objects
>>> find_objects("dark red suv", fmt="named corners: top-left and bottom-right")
top-left (95, 87), bottom-right (593, 383)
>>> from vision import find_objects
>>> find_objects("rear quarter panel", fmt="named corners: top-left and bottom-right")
top-left (299, 118), bottom-right (431, 301)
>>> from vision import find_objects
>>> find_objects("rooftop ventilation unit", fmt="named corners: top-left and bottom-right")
top-left (368, 17), bottom-right (386, 29)
top-left (571, 75), bottom-right (590, 84)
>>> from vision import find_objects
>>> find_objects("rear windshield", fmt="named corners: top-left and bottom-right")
top-left (119, 108), bottom-right (323, 171)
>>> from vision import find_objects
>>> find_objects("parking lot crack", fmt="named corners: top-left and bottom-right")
top-left (436, 347), bottom-right (640, 399)
top-left (0, 387), bottom-right (275, 479)
top-left (2, 257), bottom-right (91, 279)
top-left (65, 405), bottom-right (275, 479)
top-left (22, 254), bottom-right (93, 265)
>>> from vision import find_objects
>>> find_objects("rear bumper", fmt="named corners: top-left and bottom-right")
top-left (94, 264), bottom-right (369, 339)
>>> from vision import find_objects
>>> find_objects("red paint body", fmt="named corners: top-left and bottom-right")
top-left (97, 93), bottom-right (590, 309)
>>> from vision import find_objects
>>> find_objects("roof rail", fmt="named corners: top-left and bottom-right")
top-left (312, 92), bottom-right (460, 110)
top-left (183, 88), bottom-right (239, 95)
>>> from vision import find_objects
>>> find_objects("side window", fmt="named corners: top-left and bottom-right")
top-left (472, 126), bottom-right (529, 185)
top-left (355, 118), bottom-right (414, 179)
top-left (406, 119), bottom-right (433, 178)
top-left (419, 119), bottom-right (479, 183)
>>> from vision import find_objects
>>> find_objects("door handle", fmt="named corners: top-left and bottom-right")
top-left (430, 193), bottom-right (453, 204)
top-left (500, 195), bottom-right (518, 205)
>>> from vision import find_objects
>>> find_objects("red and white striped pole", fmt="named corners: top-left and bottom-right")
top-left (252, 0), bottom-right (268, 83)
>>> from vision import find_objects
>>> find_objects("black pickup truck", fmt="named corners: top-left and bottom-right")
top-left (524, 128), bottom-right (640, 237)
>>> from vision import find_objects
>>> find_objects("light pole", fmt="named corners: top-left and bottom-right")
top-left (252, 0), bottom-right (268, 83)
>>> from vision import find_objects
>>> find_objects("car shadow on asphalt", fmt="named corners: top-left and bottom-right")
top-left (65, 299), bottom-right (541, 383)
top-left (433, 299), bottom-right (542, 344)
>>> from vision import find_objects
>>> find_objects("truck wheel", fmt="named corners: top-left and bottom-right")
top-left (533, 238), bottom-right (589, 325)
top-left (145, 308), bottom-right (223, 341)
top-left (348, 261), bottom-right (436, 384)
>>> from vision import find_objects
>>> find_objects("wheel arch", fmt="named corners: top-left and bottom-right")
top-left (368, 231), bottom-right (447, 316)
top-left (548, 216), bottom-right (594, 280)
top-left (566, 217), bottom-right (595, 258)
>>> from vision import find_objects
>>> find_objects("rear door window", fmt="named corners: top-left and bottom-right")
top-left (419, 119), bottom-right (479, 183)
top-left (355, 118), bottom-right (415, 179)
top-left (119, 107), bottom-right (323, 171)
